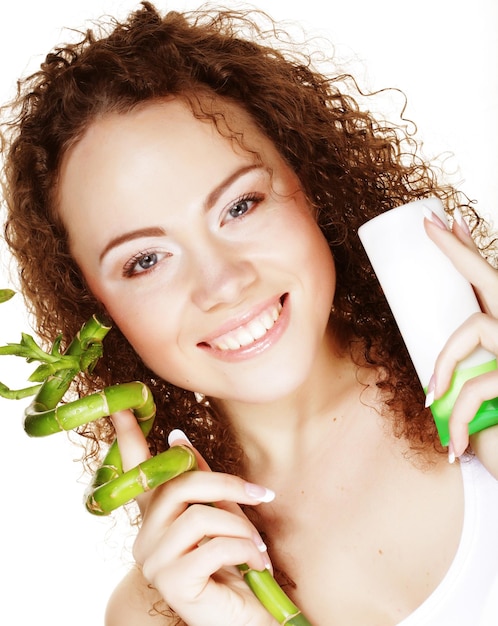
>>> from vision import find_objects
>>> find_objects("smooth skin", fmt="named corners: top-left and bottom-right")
top-left (56, 97), bottom-right (498, 625)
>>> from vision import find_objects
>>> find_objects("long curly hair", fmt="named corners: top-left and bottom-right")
top-left (1, 2), bottom-right (492, 476)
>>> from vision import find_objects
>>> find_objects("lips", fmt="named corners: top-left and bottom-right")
top-left (207, 300), bottom-right (282, 350)
top-left (198, 296), bottom-right (286, 354)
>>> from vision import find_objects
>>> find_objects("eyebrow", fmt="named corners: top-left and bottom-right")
top-left (99, 164), bottom-right (264, 263)
top-left (204, 164), bottom-right (263, 210)
top-left (99, 226), bottom-right (166, 262)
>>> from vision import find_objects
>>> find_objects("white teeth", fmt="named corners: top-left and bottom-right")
top-left (209, 301), bottom-right (283, 351)
top-left (225, 336), bottom-right (242, 350)
top-left (247, 318), bottom-right (268, 340)
top-left (260, 311), bottom-right (274, 330)
top-left (238, 328), bottom-right (255, 347)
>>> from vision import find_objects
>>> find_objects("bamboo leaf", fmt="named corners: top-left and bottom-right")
top-left (50, 334), bottom-right (63, 356)
top-left (0, 381), bottom-right (41, 399)
top-left (79, 343), bottom-right (104, 373)
top-left (28, 362), bottom-right (72, 382)
top-left (0, 289), bottom-right (15, 303)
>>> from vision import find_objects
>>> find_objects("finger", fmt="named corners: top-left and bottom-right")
top-left (174, 535), bottom-right (271, 583)
top-left (451, 207), bottom-right (478, 251)
top-left (145, 535), bottom-right (272, 610)
top-left (432, 313), bottom-right (498, 398)
top-left (424, 216), bottom-right (498, 317)
top-left (111, 409), bottom-right (151, 471)
top-left (451, 211), bottom-right (498, 317)
top-left (470, 424), bottom-right (498, 478)
top-left (168, 428), bottom-right (212, 471)
top-left (448, 369), bottom-right (498, 457)
top-left (166, 429), bottom-right (255, 520)
top-left (138, 470), bottom-right (275, 542)
top-left (111, 410), bottom-right (152, 512)
top-left (156, 470), bottom-right (275, 508)
top-left (137, 503), bottom-right (271, 574)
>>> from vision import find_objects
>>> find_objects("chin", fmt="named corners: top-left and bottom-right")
top-left (223, 363), bottom-right (316, 406)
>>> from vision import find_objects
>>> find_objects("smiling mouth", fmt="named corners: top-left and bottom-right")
top-left (201, 297), bottom-right (285, 351)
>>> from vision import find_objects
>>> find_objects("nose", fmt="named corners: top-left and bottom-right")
top-left (190, 240), bottom-right (257, 312)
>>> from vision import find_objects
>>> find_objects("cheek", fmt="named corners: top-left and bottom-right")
top-left (312, 243), bottom-right (336, 313)
top-left (302, 227), bottom-right (336, 322)
top-left (108, 300), bottom-right (166, 344)
top-left (297, 215), bottom-right (336, 290)
top-left (109, 309), bottom-right (177, 378)
top-left (82, 280), bottom-right (160, 354)
top-left (98, 288), bottom-right (189, 377)
top-left (317, 236), bottom-right (336, 289)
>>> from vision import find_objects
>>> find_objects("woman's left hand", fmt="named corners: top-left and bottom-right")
top-left (424, 206), bottom-right (498, 472)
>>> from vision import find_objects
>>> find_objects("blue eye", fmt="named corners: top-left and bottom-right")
top-left (226, 193), bottom-right (264, 222)
top-left (229, 199), bottom-right (252, 218)
top-left (123, 250), bottom-right (168, 277)
top-left (136, 253), bottom-right (158, 271)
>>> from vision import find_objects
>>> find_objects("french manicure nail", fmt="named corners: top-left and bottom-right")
top-left (168, 428), bottom-right (192, 446)
top-left (245, 482), bottom-right (276, 503)
top-left (453, 207), bottom-right (472, 236)
top-left (253, 533), bottom-right (268, 553)
top-left (425, 374), bottom-right (435, 408)
top-left (448, 441), bottom-right (456, 464)
top-left (263, 553), bottom-right (273, 571)
top-left (422, 206), bottom-right (448, 230)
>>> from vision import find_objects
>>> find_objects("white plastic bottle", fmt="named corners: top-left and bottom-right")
top-left (358, 197), bottom-right (498, 445)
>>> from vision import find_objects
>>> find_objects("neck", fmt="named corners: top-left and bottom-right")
top-left (215, 336), bottom-right (375, 474)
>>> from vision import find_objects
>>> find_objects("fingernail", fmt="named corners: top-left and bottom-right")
top-left (448, 441), bottom-right (456, 464)
top-left (168, 428), bottom-right (192, 446)
top-left (263, 553), bottom-right (273, 571)
top-left (453, 207), bottom-right (472, 236)
top-left (253, 533), bottom-right (268, 553)
top-left (422, 206), bottom-right (448, 230)
top-left (245, 482), bottom-right (276, 503)
top-left (425, 374), bottom-right (436, 408)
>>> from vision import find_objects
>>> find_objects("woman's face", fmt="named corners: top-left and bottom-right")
top-left (58, 98), bottom-right (336, 404)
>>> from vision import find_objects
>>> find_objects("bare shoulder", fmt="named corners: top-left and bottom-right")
top-left (105, 565), bottom-right (177, 626)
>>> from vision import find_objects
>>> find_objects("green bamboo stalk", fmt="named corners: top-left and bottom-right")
top-left (87, 444), bottom-right (198, 514)
top-left (28, 313), bottom-right (111, 414)
top-left (0, 299), bottom-right (314, 625)
top-left (24, 380), bottom-right (154, 436)
top-left (240, 566), bottom-right (312, 625)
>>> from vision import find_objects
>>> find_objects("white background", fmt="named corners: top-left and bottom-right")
top-left (0, 1), bottom-right (496, 624)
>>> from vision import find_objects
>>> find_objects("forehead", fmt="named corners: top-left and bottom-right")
top-left (56, 95), bottom-right (278, 210)
top-left (63, 95), bottom-right (268, 171)
top-left (56, 96), bottom-right (285, 246)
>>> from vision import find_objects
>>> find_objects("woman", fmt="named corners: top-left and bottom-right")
top-left (2, 3), bottom-right (498, 624)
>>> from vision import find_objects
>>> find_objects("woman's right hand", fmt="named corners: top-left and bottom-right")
top-left (112, 412), bottom-right (278, 626)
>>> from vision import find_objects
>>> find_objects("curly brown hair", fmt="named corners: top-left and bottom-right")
top-left (1, 2), bottom-right (491, 477)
